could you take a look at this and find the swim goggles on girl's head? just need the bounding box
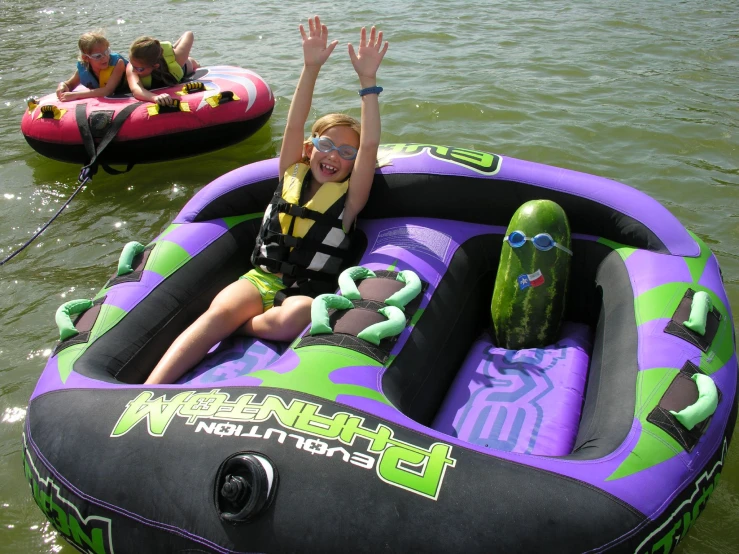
[503,231,573,255]
[85,48,111,61]
[311,136,358,161]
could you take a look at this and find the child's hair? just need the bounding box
[78,30,109,70]
[129,36,179,86]
[303,113,361,159]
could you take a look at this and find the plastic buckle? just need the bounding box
[288,205,307,218]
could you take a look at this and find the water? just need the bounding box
[1,1,737,552]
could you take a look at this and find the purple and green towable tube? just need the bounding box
[24,144,737,553]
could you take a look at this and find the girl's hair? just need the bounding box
[78,30,109,70]
[129,36,179,86]
[303,113,361,160]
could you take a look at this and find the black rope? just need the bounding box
[0,172,91,266]
[1,102,143,266]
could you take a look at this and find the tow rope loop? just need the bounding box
[76,101,143,176]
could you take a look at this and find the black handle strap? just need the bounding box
[76,101,144,177]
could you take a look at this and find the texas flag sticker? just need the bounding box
[518,269,545,290]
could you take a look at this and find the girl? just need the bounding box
[126,31,200,106]
[56,30,128,101]
[145,15,389,384]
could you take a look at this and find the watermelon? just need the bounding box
[491,199,571,349]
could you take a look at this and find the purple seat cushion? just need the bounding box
[431,322,592,456]
[179,337,285,385]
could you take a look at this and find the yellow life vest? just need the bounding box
[141,41,185,89]
[98,65,115,88]
[252,162,353,282]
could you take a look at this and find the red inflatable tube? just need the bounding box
[21,65,275,165]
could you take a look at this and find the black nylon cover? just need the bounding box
[23,112,272,166]
[362,172,667,253]
[26,386,646,554]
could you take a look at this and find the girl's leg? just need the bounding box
[238,295,313,342]
[182,57,200,75]
[172,31,195,66]
[145,279,263,384]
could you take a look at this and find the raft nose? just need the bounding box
[216,453,278,522]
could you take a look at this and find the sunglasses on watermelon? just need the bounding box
[504,231,573,255]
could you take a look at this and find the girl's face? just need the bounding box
[129,57,159,78]
[83,43,111,71]
[306,125,360,185]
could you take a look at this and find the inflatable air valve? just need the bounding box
[491,200,571,350]
[683,291,712,336]
[216,453,278,523]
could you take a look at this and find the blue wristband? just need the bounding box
[358,86,383,97]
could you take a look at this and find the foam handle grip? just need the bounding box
[55,299,94,341]
[669,373,719,430]
[683,291,712,336]
[117,241,146,276]
[309,294,354,335]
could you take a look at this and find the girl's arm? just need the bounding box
[56,71,81,101]
[126,63,174,105]
[343,26,389,229]
[279,15,338,177]
[58,59,127,101]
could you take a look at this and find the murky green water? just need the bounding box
[1,1,737,552]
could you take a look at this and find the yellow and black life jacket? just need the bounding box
[251,162,353,284]
[141,42,184,89]
[76,53,128,89]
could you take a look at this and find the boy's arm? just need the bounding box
[343,26,389,229]
[279,16,338,177]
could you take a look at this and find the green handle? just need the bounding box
[669,373,719,431]
[55,299,94,341]
[683,291,712,336]
[384,270,422,309]
[338,266,377,300]
[117,241,146,276]
[357,306,407,346]
[309,294,354,335]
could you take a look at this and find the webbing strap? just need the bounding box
[275,199,343,227]
[252,257,337,282]
[263,229,351,258]
[75,101,143,177]
[75,104,96,161]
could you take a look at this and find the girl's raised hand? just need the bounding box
[300,16,338,68]
[348,26,389,82]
